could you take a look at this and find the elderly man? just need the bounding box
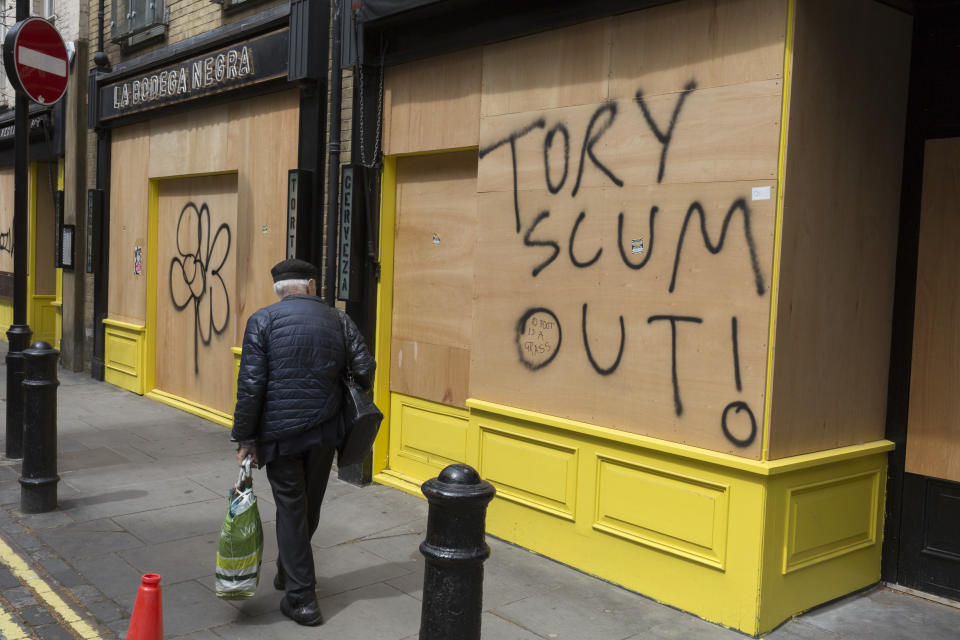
[231,259,375,626]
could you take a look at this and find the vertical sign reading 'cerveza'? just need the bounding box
[98,28,289,120]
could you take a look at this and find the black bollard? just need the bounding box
[419,464,496,640]
[20,341,59,513]
[5,325,32,458]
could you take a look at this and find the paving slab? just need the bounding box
[112,498,236,544]
[38,518,146,561]
[68,553,144,602]
[57,477,221,523]
[3,353,960,640]
[162,580,241,638]
[316,582,422,638]
[312,542,419,599]
[480,612,545,640]
[120,531,221,584]
[792,587,959,640]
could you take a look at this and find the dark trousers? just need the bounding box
[265,443,336,599]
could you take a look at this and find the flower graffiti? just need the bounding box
[169,201,232,374]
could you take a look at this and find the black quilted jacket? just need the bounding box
[231,294,376,443]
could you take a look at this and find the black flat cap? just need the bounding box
[271,258,318,283]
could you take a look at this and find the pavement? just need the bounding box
[0,351,957,639]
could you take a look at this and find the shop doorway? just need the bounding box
[154,174,238,417]
[893,137,960,601]
[380,150,478,485]
[884,3,960,602]
[0,161,61,345]
[30,161,59,347]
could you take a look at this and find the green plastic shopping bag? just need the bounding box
[215,456,263,599]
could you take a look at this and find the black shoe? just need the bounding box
[273,572,283,591]
[280,594,323,626]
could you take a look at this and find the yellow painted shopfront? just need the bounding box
[363,0,912,634]
[0,154,63,349]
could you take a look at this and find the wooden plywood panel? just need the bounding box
[148,103,231,179]
[0,169,14,273]
[156,173,238,414]
[608,0,786,102]
[905,138,960,483]
[391,339,470,408]
[480,19,610,117]
[383,49,482,155]
[767,0,911,459]
[33,162,56,296]
[228,90,300,339]
[390,151,477,406]
[463,4,786,458]
[470,180,776,458]
[478,79,781,196]
[109,122,151,324]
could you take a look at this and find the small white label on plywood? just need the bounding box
[752,186,771,201]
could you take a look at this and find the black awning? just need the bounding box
[356,0,445,23]
[352,0,676,67]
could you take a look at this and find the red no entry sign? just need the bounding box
[2,17,68,105]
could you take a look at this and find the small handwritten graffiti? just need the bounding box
[516,308,562,370]
[169,202,232,374]
[134,246,143,276]
[0,228,12,255]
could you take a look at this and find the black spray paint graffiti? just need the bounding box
[0,228,12,255]
[523,211,560,277]
[516,308,562,370]
[582,303,625,376]
[635,80,697,184]
[486,79,765,449]
[647,315,703,416]
[669,199,766,296]
[169,202,232,374]
[513,307,758,448]
[479,118,546,233]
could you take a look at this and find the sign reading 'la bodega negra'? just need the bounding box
[99,28,289,120]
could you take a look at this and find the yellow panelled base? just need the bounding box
[0,297,11,341]
[0,295,58,346]
[103,319,147,395]
[758,455,887,633]
[145,388,232,428]
[378,393,470,489]
[231,346,242,407]
[375,397,892,636]
[30,295,58,347]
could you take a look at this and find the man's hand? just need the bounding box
[237,446,258,467]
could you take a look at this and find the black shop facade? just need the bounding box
[87,1,330,426]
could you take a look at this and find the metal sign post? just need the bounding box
[2,11,68,459]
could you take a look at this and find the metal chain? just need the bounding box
[358,41,385,169]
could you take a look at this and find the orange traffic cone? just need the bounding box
[126,573,163,640]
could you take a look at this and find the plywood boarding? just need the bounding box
[467,1,786,458]
[905,138,960,483]
[477,79,781,195]
[383,49,482,156]
[226,91,300,338]
[156,173,238,414]
[608,0,786,102]
[481,20,611,117]
[766,0,911,459]
[108,122,151,324]
[390,151,478,407]
[148,89,299,342]
[0,169,14,273]
[33,162,56,296]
